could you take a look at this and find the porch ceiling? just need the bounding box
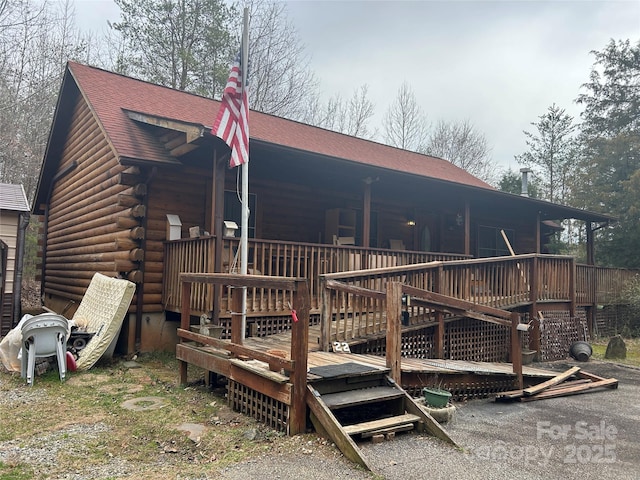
[251,139,614,224]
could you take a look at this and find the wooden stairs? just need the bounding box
[305,362,458,471]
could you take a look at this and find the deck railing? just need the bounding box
[576,264,637,305]
[163,236,468,316]
[163,237,640,331]
[319,255,576,347]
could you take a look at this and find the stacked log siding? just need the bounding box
[43,94,144,301]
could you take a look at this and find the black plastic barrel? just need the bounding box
[569,341,592,362]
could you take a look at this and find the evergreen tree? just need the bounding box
[515,104,578,204]
[574,39,640,267]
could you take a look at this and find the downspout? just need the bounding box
[12,212,29,326]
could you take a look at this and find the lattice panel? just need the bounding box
[404,377,516,401]
[349,327,435,357]
[445,318,510,362]
[219,314,320,339]
[539,309,589,361]
[596,305,637,337]
[227,380,289,433]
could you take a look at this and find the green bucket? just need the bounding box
[422,387,452,408]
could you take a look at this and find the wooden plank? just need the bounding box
[228,362,292,405]
[519,378,618,402]
[229,358,289,384]
[180,272,298,291]
[576,370,614,384]
[321,386,403,409]
[360,423,415,439]
[343,413,421,436]
[496,379,592,402]
[523,366,580,396]
[177,328,294,370]
[386,282,403,382]
[176,343,230,378]
[306,385,373,471]
[400,383,458,446]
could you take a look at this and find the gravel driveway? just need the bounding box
[220,360,640,480]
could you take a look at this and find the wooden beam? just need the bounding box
[400,384,458,446]
[385,282,403,383]
[229,362,292,404]
[180,272,298,291]
[402,285,513,320]
[523,366,580,396]
[519,378,618,401]
[176,328,294,370]
[179,280,192,386]
[306,385,373,471]
[511,311,523,389]
[289,279,310,435]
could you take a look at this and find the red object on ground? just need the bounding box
[66,351,77,372]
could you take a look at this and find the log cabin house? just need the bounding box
[33,61,623,362]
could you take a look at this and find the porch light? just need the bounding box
[223,220,239,237]
[455,213,464,227]
[407,219,416,226]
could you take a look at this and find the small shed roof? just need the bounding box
[0,183,30,212]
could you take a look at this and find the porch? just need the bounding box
[163,236,635,342]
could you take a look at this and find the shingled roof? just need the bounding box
[0,183,29,212]
[67,62,493,190]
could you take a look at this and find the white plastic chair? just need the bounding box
[20,314,69,386]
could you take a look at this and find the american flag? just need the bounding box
[212,50,249,168]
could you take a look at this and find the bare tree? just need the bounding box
[383,81,428,151]
[240,0,318,120]
[0,0,83,201]
[309,84,375,138]
[422,119,496,183]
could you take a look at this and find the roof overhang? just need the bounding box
[251,138,614,225]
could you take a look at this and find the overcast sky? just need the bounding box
[74,0,640,176]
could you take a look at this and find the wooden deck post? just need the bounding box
[385,281,403,383]
[529,256,540,356]
[434,265,444,358]
[511,311,523,390]
[230,286,243,345]
[179,280,192,386]
[319,276,331,351]
[290,279,310,435]
[569,256,577,319]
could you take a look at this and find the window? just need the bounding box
[478,226,514,258]
[224,191,256,238]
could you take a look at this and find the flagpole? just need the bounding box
[240,7,249,341]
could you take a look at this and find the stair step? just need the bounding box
[343,413,422,437]
[321,386,404,409]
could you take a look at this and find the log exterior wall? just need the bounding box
[42,94,144,315]
[144,166,211,312]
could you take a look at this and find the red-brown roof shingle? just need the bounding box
[69,62,493,190]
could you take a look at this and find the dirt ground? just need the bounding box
[1,352,638,479]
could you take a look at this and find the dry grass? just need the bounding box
[0,352,324,480]
[591,336,640,367]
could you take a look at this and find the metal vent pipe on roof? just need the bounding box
[520,168,532,197]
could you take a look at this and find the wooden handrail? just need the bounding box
[384,281,523,388]
[177,273,310,435]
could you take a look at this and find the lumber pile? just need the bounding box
[495,366,618,402]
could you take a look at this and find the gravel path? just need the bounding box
[219,360,640,480]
